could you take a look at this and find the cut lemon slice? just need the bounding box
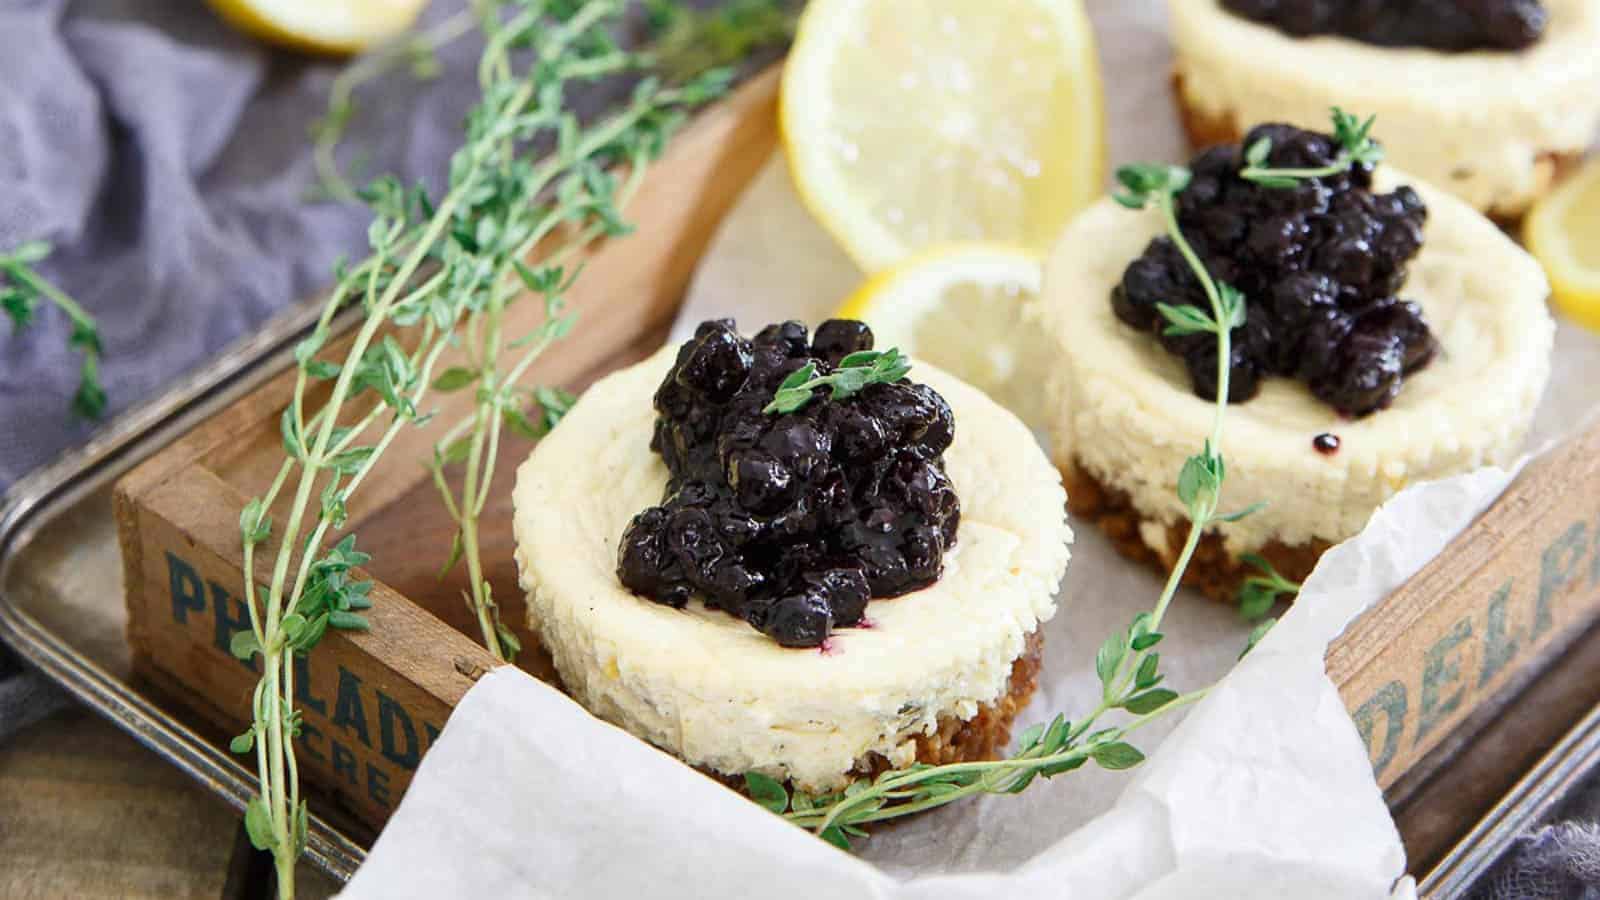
[836,243,1047,428]
[1526,154,1600,332]
[206,0,427,54]
[781,0,1105,273]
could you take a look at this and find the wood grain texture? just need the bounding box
[127,461,495,828]
[1332,417,1600,792]
[0,710,337,900]
[1393,619,1600,875]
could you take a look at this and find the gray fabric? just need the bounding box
[0,0,493,491]
[0,0,493,744]
[0,645,71,739]
[1476,824,1600,900]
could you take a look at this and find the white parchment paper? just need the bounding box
[344,2,1600,897]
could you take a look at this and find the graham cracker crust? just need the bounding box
[710,630,1044,794]
[1170,71,1581,223]
[1062,459,1328,604]
[858,629,1043,777]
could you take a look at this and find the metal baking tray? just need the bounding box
[1420,681,1600,897]
[0,299,365,882]
[5,290,1598,893]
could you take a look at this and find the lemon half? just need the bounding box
[836,243,1047,428]
[206,0,427,54]
[1526,155,1600,332]
[781,0,1105,273]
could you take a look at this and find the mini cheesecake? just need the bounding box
[1030,154,1552,601]
[512,341,1071,792]
[1171,0,1600,218]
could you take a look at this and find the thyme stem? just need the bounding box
[1,243,106,419]
[234,4,733,894]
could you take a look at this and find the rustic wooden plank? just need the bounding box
[1328,417,1600,789]
[1394,618,1600,876]
[126,462,494,828]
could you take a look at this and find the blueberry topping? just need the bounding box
[1222,0,1547,52]
[1113,122,1437,417]
[617,319,961,648]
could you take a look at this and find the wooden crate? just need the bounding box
[114,64,1600,837]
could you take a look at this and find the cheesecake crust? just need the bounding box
[856,630,1043,778]
[1170,71,1582,222]
[1062,458,1327,604]
[708,630,1044,794]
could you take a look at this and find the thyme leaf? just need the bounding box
[1,242,106,419]
[762,348,912,414]
[1237,552,1301,622]
[1240,106,1384,187]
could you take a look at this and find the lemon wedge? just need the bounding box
[206,0,427,54]
[836,243,1048,427]
[781,0,1105,273]
[1526,155,1600,332]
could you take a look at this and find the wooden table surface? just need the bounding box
[0,708,339,899]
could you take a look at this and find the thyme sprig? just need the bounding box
[748,158,1259,849]
[1240,107,1383,188]
[762,348,911,414]
[422,0,790,663]
[310,7,479,202]
[1,241,105,419]
[643,0,797,81]
[1237,553,1302,622]
[753,109,1379,844]
[751,686,1208,849]
[233,2,726,893]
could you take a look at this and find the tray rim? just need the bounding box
[0,298,367,883]
[6,274,1598,895]
[1418,697,1600,897]
[10,295,1590,896]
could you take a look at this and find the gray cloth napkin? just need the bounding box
[0,0,489,491]
[0,0,492,743]
[1476,824,1600,900]
[0,645,71,739]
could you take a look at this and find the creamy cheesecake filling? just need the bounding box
[1033,169,1551,558]
[512,347,1071,792]
[1172,0,1600,215]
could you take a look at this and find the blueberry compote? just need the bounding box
[616,319,960,648]
[1112,123,1439,417]
[1221,0,1547,52]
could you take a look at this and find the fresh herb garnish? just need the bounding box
[1240,106,1383,188]
[644,0,797,81]
[751,147,1304,848]
[1240,617,1277,661]
[1237,552,1302,621]
[310,8,477,202]
[235,2,728,894]
[1,241,105,419]
[762,348,912,414]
